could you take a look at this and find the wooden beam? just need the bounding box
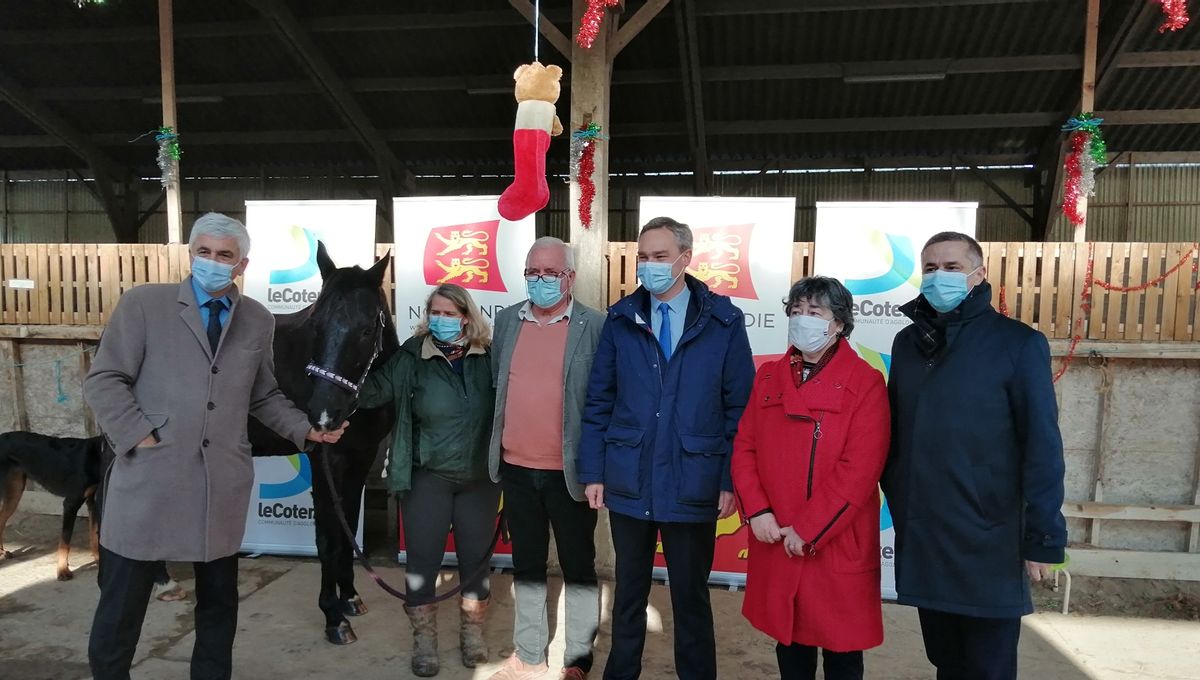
[3,109,1199,151]
[0,71,125,180]
[1095,1,1156,101]
[960,158,1034,227]
[137,191,168,229]
[244,0,415,195]
[1046,340,1200,360]
[1065,548,1200,581]
[0,325,105,340]
[507,0,574,61]
[611,0,671,57]
[1074,0,1099,243]
[32,52,1111,103]
[1062,501,1200,523]
[159,0,183,244]
[675,0,710,194]
[694,0,1058,14]
[569,0,615,310]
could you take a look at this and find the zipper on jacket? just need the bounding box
[805,419,823,500]
[810,501,850,547]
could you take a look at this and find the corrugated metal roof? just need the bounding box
[0,0,1196,178]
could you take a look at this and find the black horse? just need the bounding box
[248,242,397,645]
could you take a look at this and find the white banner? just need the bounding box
[240,200,376,556]
[243,200,377,313]
[393,196,535,332]
[638,196,796,362]
[814,201,978,599]
[637,196,796,586]
[392,196,535,565]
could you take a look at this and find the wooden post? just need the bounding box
[569,0,616,310]
[1074,0,1100,243]
[159,0,183,244]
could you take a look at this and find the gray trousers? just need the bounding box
[400,469,501,604]
[502,463,600,671]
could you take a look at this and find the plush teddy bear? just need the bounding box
[498,61,564,222]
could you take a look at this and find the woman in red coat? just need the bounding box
[732,276,891,680]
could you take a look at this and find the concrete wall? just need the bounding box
[4,336,1198,562]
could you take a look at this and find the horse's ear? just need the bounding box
[366,250,391,288]
[316,240,336,280]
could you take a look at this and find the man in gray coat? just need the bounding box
[487,237,604,680]
[84,212,345,680]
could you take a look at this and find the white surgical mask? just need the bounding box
[789,314,836,354]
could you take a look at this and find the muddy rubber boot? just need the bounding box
[459,596,490,668]
[405,603,439,677]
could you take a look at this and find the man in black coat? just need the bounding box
[883,231,1067,680]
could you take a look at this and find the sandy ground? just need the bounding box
[2,511,1198,680]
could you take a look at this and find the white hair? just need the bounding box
[526,236,575,270]
[189,212,251,259]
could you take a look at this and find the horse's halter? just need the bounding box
[304,309,387,399]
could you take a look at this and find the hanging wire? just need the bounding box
[533,0,541,62]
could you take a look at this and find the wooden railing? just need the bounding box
[3,242,1200,342]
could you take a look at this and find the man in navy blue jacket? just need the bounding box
[579,216,754,680]
[883,231,1067,680]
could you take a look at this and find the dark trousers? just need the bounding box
[918,608,1022,680]
[604,512,716,680]
[400,469,501,604]
[776,643,863,680]
[89,545,239,680]
[502,463,599,670]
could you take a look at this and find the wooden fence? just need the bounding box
[3,242,1200,342]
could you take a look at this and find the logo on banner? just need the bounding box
[423,220,507,292]
[260,454,312,500]
[269,226,320,284]
[688,224,758,300]
[843,232,921,296]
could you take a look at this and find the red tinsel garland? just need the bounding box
[578,140,596,228]
[1062,131,1088,226]
[1157,0,1190,32]
[576,0,620,49]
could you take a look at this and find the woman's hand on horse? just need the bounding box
[306,421,350,445]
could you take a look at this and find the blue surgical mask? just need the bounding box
[428,316,463,342]
[526,278,565,309]
[921,267,981,313]
[191,256,235,293]
[637,254,684,295]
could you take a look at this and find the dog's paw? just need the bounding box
[0,549,12,560]
[57,569,74,581]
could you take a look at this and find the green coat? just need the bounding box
[358,334,495,493]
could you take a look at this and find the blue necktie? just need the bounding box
[204,299,225,354]
[657,302,673,361]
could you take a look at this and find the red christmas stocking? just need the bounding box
[498,128,551,221]
[499,100,556,221]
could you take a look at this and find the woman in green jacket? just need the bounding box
[358,283,498,677]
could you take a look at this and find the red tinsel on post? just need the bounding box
[1156,0,1190,32]
[1062,131,1089,226]
[576,0,620,49]
[578,141,597,228]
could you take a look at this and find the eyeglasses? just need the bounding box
[523,271,571,283]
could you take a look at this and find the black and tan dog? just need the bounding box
[0,431,105,580]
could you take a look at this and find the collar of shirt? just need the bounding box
[190,275,232,311]
[518,299,574,325]
[655,283,690,321]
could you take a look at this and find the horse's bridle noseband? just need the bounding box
[304,310,387,398]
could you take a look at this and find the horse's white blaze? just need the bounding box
[318,410,332,429]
